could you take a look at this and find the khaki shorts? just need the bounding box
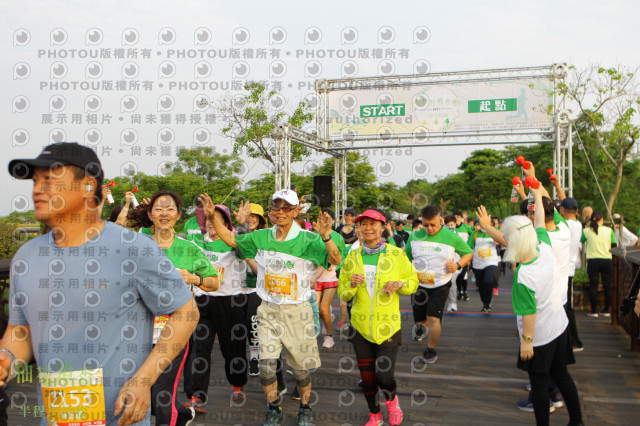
[257,300,321,371]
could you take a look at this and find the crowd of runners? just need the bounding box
[3,142,639,425]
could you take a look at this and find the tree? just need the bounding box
[0,210,36,224]
[219,82,314,166]
[172,147,243,183]
[312,152,380,212]
[558,65,640,217]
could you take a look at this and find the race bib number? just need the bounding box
[417,271,435,286]
[265,272,298,300]
[214,266,225,283]
[40,368,106,426]
[478,248,492,258]
[154,315,169,330]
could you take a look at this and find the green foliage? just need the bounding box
[0,223,22,259]
[220,82,314,165]
[172,147,243,183]
[0,211,35,224]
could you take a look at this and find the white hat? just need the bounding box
[271,189,299,206]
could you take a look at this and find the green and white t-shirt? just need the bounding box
[155,236,218,342]
[192,234,246,297]
[581,225,616,259]
[361,252,380,301]
[235,222,330,304]
[566,218,583,277]
[405,227,472,288]
[455,223,474,243]
[468,230,500,269]
[183,215,203,241]
[163,236,218,279]
[548,210,571,305]
[512,228,568,347]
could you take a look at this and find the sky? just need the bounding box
[1,0,639,216]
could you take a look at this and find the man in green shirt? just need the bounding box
[200,190,341,426]
[406,206,473,363]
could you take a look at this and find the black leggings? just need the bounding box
[529,366,582,426]
[587,258,612,313]
[350,330,401,414]
[186,294,247,401]
[151,343,193,426]
[456,265,469,294]
[473,266,497,308]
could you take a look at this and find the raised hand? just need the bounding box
[233,200,252,225]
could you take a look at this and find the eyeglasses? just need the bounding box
[270,204,296,213]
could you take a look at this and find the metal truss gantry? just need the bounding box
[274,64,572,220]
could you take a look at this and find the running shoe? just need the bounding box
[493,288,499,296]
[463,292,470,301]
[422,349,438,364]
[249,358,260,376]
[446,303,457,312]
[322,335,335,348]
[385,396,403,425]
[412,325,426,341]
[262,408,284,425]
[572,344,584,352]
[297,406,314,426]
[587,312,599,318]
[185,396,206,414]
[231,386,245,404]
[599,312,611,318]
[516,399,555,413]
[550,392,564,408]
[185,406,196,426]
[457,292,463,301]
[365,411,383,426]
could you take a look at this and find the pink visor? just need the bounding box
[355,209,386,224]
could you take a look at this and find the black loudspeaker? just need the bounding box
[313,176,333,206]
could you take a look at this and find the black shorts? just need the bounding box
[411,282,452,321]
[517,326,575,373]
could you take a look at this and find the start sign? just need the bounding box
[360,104,406,118]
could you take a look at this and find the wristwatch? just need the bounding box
[523,335,533,343]
[456,262,462,270]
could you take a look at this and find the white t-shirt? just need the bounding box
[512,228,568,347]
[616,225,639,248]
[547,211,571,305]
[405,228,473,288]
[566,218,583,277]
[469,230,501,269]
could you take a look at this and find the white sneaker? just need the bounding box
[446,304,457,312]
[185,406,196,426]
[322,335,335,348]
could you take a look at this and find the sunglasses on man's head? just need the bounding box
[270,204,296,213]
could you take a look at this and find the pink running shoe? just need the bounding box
[386,396,403,425]
[365,411,383,426]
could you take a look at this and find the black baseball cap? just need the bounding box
[560,197,579,211]
[9,142,103,181]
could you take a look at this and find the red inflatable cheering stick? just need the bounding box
[104,180,116,204]
[547,168,556,181]
[522,160,531,170]
[523,176,540,189]
[516,156,525,165]
[130,185,140,208]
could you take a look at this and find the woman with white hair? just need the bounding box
[497,187,583,426]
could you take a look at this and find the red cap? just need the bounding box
[355,209,387,224]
